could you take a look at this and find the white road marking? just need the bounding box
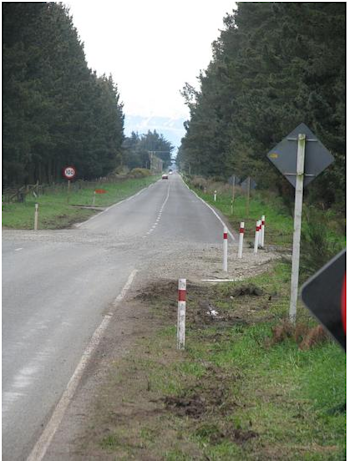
[144,182,171,237]
[75,180,161,228]
[15,248,23,251]
[180,175,236,241]
[26,269,138,461]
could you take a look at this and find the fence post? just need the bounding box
[238,222,244,259]
[34,203,39,231]
[177,279,186,350]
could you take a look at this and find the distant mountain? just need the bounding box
[124,115,187,150]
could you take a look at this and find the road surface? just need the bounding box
[2,173,232,460]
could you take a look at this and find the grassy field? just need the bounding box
[79,261,346,460]
[2,175,160,229]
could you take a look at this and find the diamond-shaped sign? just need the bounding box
[301,250,346,350]
[267,123,334,188]
[228,175,241,186]
[241,177,257,191]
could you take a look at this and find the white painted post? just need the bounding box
[34,203,39,231]
[261,215,265,248]
[214,190,217,202]
[238,222,244,259]
[223,226,228,272]
[177,279,186,350]
[254,220,260,254]
[92,191,96,206]
[289,134,306,323]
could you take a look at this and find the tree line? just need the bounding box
[123,130,173,171]
[178,2,345,211]
[3,3,171,188]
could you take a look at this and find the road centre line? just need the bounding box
[144,181,170,238]
[180,175,235,241]
[26,269,138,461]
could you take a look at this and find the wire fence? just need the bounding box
[2,175,129,203]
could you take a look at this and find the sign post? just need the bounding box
[289,134,306,322]
[63,166,76,204]
[267,123,334,323]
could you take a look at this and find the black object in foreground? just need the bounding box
[301,249,346,350]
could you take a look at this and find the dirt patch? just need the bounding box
[228,283,264,297]
[196,424,258,445]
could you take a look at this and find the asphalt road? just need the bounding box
[2,173,231,460]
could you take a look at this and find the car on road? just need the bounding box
[162,174,168,179]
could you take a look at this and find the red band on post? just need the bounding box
[240,228,244,234]
[178,290,186,302]
[223,233,228,239]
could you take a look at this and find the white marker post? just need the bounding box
[238,222,244,259]
[34,203,39,231]
[177,279,186,350]
[254,220,260,254]
[92,191,96,206]
[214,190,217,202]
[289,134,306,323]
[223,226,228,272]
[261,215,265,248]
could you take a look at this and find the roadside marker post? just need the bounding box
[34,203,39,231]
[238,222,244,259]
[214,190,217,202]
[177,279,186,350]
[254,220,260,254]
[92,191,96,206]
[223,226,228,272]
[261,215,265,248]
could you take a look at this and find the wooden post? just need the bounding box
[289,134,306,323]
[67,180,71,203]
[231,176,235,215]
[245,176,251,217]
[34,203,39,231]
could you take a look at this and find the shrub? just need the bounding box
[129,168,152,178]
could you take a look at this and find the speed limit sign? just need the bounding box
[63,166,76,180]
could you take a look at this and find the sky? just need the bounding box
[64,0,236,120]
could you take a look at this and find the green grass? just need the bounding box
[2,175,160,229]
[185,177,345,253]
[90,260,345,460]
[190,185,294,248]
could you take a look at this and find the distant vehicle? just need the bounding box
[169,171,173,175]
[162,174,168,179]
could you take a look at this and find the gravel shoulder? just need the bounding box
[42,238,281,460]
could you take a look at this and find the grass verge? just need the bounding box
[78,261,346,460]
[2,176,160,229]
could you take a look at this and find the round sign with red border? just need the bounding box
[63,166,76,180]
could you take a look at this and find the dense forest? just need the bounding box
[3,3,171,187]
[178,3,345,211]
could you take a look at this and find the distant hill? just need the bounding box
[124,115,186,150]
